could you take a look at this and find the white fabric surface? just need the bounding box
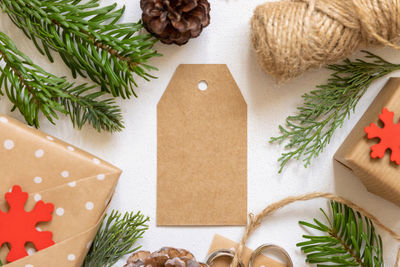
[1,0,400,265]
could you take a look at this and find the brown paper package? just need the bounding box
[207,235,285,267]
[335,77,400,206]
[157,64,247,226]
[0,114,121,266]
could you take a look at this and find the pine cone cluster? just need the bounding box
[125,247,208,267]
[140,0,211,45]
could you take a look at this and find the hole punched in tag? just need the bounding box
[198,80,208,91]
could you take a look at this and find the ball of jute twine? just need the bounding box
[250,0,400,82]
[231,192,400,267]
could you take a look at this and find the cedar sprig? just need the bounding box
[0,31,123,132]
[270,51,400,173]
[1,0,160,99]
[297,201,384,266]
[83,210,149,267]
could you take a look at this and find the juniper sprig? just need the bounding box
[270,51,400,172]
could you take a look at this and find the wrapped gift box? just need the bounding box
[335,78,400,206]
[0,114,121,266]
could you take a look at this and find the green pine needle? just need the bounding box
[0,31,124,132]
[1,0,161,99]
[83,210,149,267]
[297,201,384,266]
[270,51,400,173]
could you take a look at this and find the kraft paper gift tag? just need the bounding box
[0,114,121,266]
[157,64,247,226]
[207,235,285,267]
[335,77,400,207]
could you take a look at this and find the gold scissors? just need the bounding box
[206,244,293,267]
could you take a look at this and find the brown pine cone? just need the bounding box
[140,0,211,45]
[125,247,208,267]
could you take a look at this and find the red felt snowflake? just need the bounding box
[364,108,400,164]
[0,185,55,263]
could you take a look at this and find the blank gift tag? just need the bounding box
[157,64,247,226]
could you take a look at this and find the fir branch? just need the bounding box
[83,210,149,267]
[297,201,384,267]
[0,31,124,132]
[270,51,400,172]
[59,84,124,132]
[1,0,160,99]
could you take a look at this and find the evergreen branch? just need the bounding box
[0,31,124,132]
[1,0,161,99]
[83,210,149,267]
[297,201,384,267]
[59,84,124,132]
[270,51,400,173]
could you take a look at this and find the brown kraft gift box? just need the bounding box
[335,77,400,206]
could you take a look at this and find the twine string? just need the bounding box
[352,0,400,50]
[251,0,400,81]
[231,192,400,267]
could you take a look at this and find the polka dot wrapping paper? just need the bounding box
[0,114,122,267]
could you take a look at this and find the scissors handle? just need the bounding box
[249,244,293,267]
[206,244,293,267]
[206,249,245,267]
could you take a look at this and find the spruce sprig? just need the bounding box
[270,51,400,172]
[297,201,384,266]
[1,0,160,99]
[0,31,123,132]
[83,210,149,267]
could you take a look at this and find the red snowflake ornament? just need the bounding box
[0,185,55,263]
[364,108,400,164]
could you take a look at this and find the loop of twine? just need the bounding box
[231,192,400,267]
[250,0,400,82]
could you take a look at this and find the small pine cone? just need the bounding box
[140,0,211,45]
[125,247,208,267]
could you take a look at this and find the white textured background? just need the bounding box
[1,0,400,265]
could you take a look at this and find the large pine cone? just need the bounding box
[125,247,208,267]
[140,0,211,45]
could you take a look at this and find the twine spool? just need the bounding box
[250,0,400,82]
[232,192,400,267]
